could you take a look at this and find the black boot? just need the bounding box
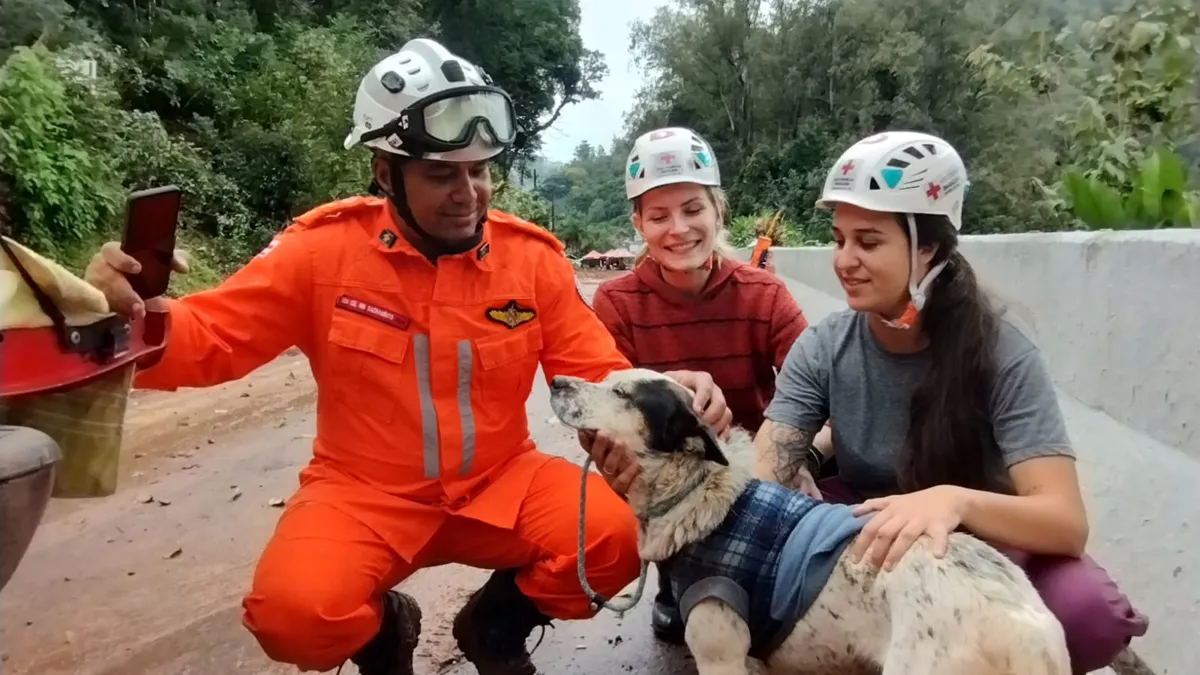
[452,570,552,675]
[349,590,423,675]
[651,564,685,645]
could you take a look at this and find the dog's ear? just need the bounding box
[636,381,729,466]
[698,426,729,466]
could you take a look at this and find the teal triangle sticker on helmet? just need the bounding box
[881,167,904,189]
[695,152,711,167]
[629,162,641,178]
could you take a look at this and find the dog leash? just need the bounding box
[576,455,650,618]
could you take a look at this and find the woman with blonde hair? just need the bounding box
[585,126,812,643]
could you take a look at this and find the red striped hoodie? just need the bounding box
[592,258,808,433]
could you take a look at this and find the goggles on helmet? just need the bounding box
[357,85,518,157]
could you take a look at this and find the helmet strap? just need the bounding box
[377,153,484,261]
[879,213,948,330]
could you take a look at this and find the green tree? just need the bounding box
[0,44,122,258]
[605,0,1197,237]
[424,0,607,167]
[0,0,96,60]
[537,173,572,204]
[968,0,1199,228]
[1,0,607,281]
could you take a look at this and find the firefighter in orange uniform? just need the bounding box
[83,38,732,675]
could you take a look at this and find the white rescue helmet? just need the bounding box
[817,131,970,321]
[625,127,720,200]
[816,131,968,230]
[344,38,519,162]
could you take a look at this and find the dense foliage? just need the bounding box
[532,0,1199,253]
[1,0,1196,280]
[0,0,604,283]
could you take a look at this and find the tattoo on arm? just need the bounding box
[767,423,817,487]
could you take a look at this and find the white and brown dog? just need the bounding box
[550,368,1070,675]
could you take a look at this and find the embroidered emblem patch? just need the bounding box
[485,300,537,329]
[335,295,411,330]
[379,229,398,248]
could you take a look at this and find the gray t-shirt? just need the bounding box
[765,309,1074,498]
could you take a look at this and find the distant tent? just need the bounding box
[601,248,634,269]
[578,248,634,270]
[579,250,606,268]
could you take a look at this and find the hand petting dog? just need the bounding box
[578,369,732,496]
[662,370,733,435]
[849,485,969,571]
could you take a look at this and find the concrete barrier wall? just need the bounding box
[763,230,1200,458]
[756,230,1200,673]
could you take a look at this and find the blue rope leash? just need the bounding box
[576,455,650,618]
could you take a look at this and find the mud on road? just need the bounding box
[0,270,703,675]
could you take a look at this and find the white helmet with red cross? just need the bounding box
[625,127,720,200]
[816,131,968,231]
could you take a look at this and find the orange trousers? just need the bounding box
[240,456,640,672]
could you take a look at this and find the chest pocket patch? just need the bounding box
[326,310,410,423]
[474,327,543,404]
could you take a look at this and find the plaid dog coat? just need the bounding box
[664,478,864,658]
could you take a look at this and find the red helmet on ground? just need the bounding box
[1,236,166,397]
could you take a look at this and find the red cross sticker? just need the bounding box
[660,153,676,163]
[926,182,942,200]
[841,161,855,175]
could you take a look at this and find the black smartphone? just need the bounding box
[120,185,181,299]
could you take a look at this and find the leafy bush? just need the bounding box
[0,44,122,257]
[491,181,553,228]
[1065,146,1199,228]
[108,111,256,242]
[728,211,807,248]
[968,0,1199,229]
[217,18,381,211]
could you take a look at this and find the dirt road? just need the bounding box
[0,271,700,675]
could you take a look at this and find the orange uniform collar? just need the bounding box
[368,207,494,270]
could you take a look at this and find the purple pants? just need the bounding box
[818,477,1149,674]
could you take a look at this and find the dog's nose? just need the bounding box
[550,376,570,391]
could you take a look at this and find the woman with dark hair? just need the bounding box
[752,131,1149,673]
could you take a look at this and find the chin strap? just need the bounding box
[373,154,484,260]
[878,213,948,331]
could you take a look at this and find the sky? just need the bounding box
[537,0,671,163]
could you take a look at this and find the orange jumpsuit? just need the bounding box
[133,197,639,671]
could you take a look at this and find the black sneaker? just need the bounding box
[348,590,422,675]
[452,570,552,675]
